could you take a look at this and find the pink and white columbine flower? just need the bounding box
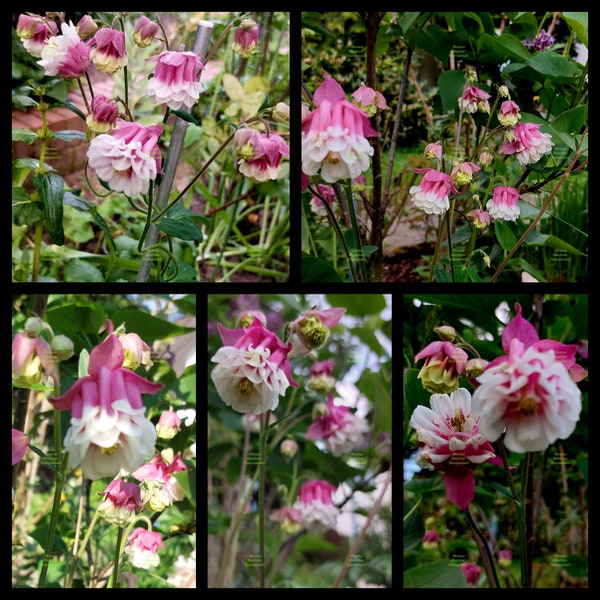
[306,392,370,456]
[351,84,389,117]
[409,388,497,510]
[89,27,127,74]
[486,186,521,222]
[147,50,204,111]
[423,141,443,161]
[450,161,480,187]
[409,168,458,215]
[98,478,143,527]
[302,75,379,183]
[132,450,187,512]
[414,340,469,394]
[17,14,58,58]
[12,331,58,387]
[236,130,290,182]
[87,118,164,197]
[49,319,162,480]
[461,562,482,587]
[232,18,259,58]
[293,480,339,532]
[471,303,585,452]
[115,329,154,371]
[12,428,31,466]
[307,359,336,392]
[132,15,159,48]
[85,94,118,134]
[210,316,298,414]
[155,409,182,440]
[459,85,491,113]
[498,100,521,127]
[125,528,164,569]
[37,21,91,79]
[500,122,554,165]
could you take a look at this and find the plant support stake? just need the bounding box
[137,20,214,282]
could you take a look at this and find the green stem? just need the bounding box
[108,527,124,589]
[519,452,532,588]
[344,179,368,282]
[465,505,500,588]
[258,411,268,588]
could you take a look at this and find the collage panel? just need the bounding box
[300,12,587,284]
[12,12,290,283]
[207,293,392,588]
[12,293,197,587]
[403,292,588,588]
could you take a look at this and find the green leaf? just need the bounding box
[53,130,86,142]
[49,100,86,120]
[12,128,38,144]
[32,171,65,245]
[301,253,344,282]
[437,69,466,114]
[524,51,581,83]
[171,109,200,125]
[563,12,588,48]
[403,560,467,588]
[494,220,517,251]
[109,308,195,342]
[155,215,203,241]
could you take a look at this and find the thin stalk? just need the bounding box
[258,411,268,588]
[108,527,124,588]
[465,505,500,588]
[344,179,368,282]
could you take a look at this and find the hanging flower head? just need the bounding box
[86,94,119,134]
[37,21,91,79]
[293,480,339,532]
[414,340,468,394]
[210,316,298,414]
[89,27,128,74]
[125,528,164,569]
[49,319,162,480]
[500,122,554,166]
[409,388,498,510]
[87,118,164,197]
[288,306,346,357]
[232,18,260,58]
[302,75,379,183]
[12,428,31,466]
[132,15,159,48]
[471,303,585,452]
[98,478,143,527]
[409,168,458,216]
[486,186,521,222]
[17,14,58,58]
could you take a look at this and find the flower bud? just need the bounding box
[272,102,290,123]
[50,334,74,360]
[434,325,458,342]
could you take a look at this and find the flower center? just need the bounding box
[101,444,120,455]
[517,396,539,415]
[239,377,254,395]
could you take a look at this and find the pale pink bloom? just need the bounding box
[459,85,491,113]
[237,132,290,182]
[272,101,290,123]
[132,451,187,512]
[12,428,31,466]
[125,528,164,569]
[500,122,554,165]
[87,118,164,197]
[461,562,482,587]
[486,186,520,221]
[351,84,388,117]
[49,319,162,480]
[293,480,339,532]
[89,27,127,74]
[280,439,299,460]
[478,149,494,167]
[414,340,468,394]
[37,21,91,79]
[307,359,336,392]
[423,141,443,161]
[116,330,153,370]
[147,50,204,111]
[98,478,143,527]
[12,331,58,387]
[309,183,336,218]
[409,168,458,215]
[155,409,182,440]
[289,306,346,356]
[450,161,480,187]
[270,506,303,535]
[210,316,298,414]
[235,310,267,328]
[471,303,584,452]
[75,15,97,41]
[17,14,58,58]
[167,549,196,588]
[232,18,259,58]
[422,529,440,550]
[302,75,379,183]
[468,208,491,229]
[85,94,118,134]
[498,100,521,127]
[306,392,370,456]
[132,15,158,48]
[498,549,513,567]
[409,388,497,510]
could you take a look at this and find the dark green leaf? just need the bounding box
[32,171,65,245]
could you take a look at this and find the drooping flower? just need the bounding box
[409,168,458,215]
[302,75,379,183]
[98,478,143,527]
[115,328,154,371]
[87,118,164,197]
[423,141,443,161]
[461,562,482,587]
[486,186,521,222]
[351,84,389,117]
[459,85,491,113]
[37,21,92,79]
[288,306,346,357]
[132,15,159,48]
[471,303,585,452]
[232,18,259,58]
[12,428,31,466]
[409,388,497,510]
[306,392,370,456]
[270,506,303,535]
[85,94,119,134]
[422,529,440,550]
[167,549,196,588]
[155,409,182,440]
[132,449,187,512]
[89,27,128,74]
[12,330,59,387]
[147,50,204,111]
[75,15,97,41]
[49,319,162,480]
[498,549,513,568]
[125,528,164,569]
[468,208,491,230]
[500,122,554,166]
[498,100,521,127]
[210,316,298,414]
[450,161,480,187]
[293,480,339,532]
[307,359,336,392]
[414,340,468,394]
[17,14,58,58]
[235,130,290,182]
[309,183,337,218]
